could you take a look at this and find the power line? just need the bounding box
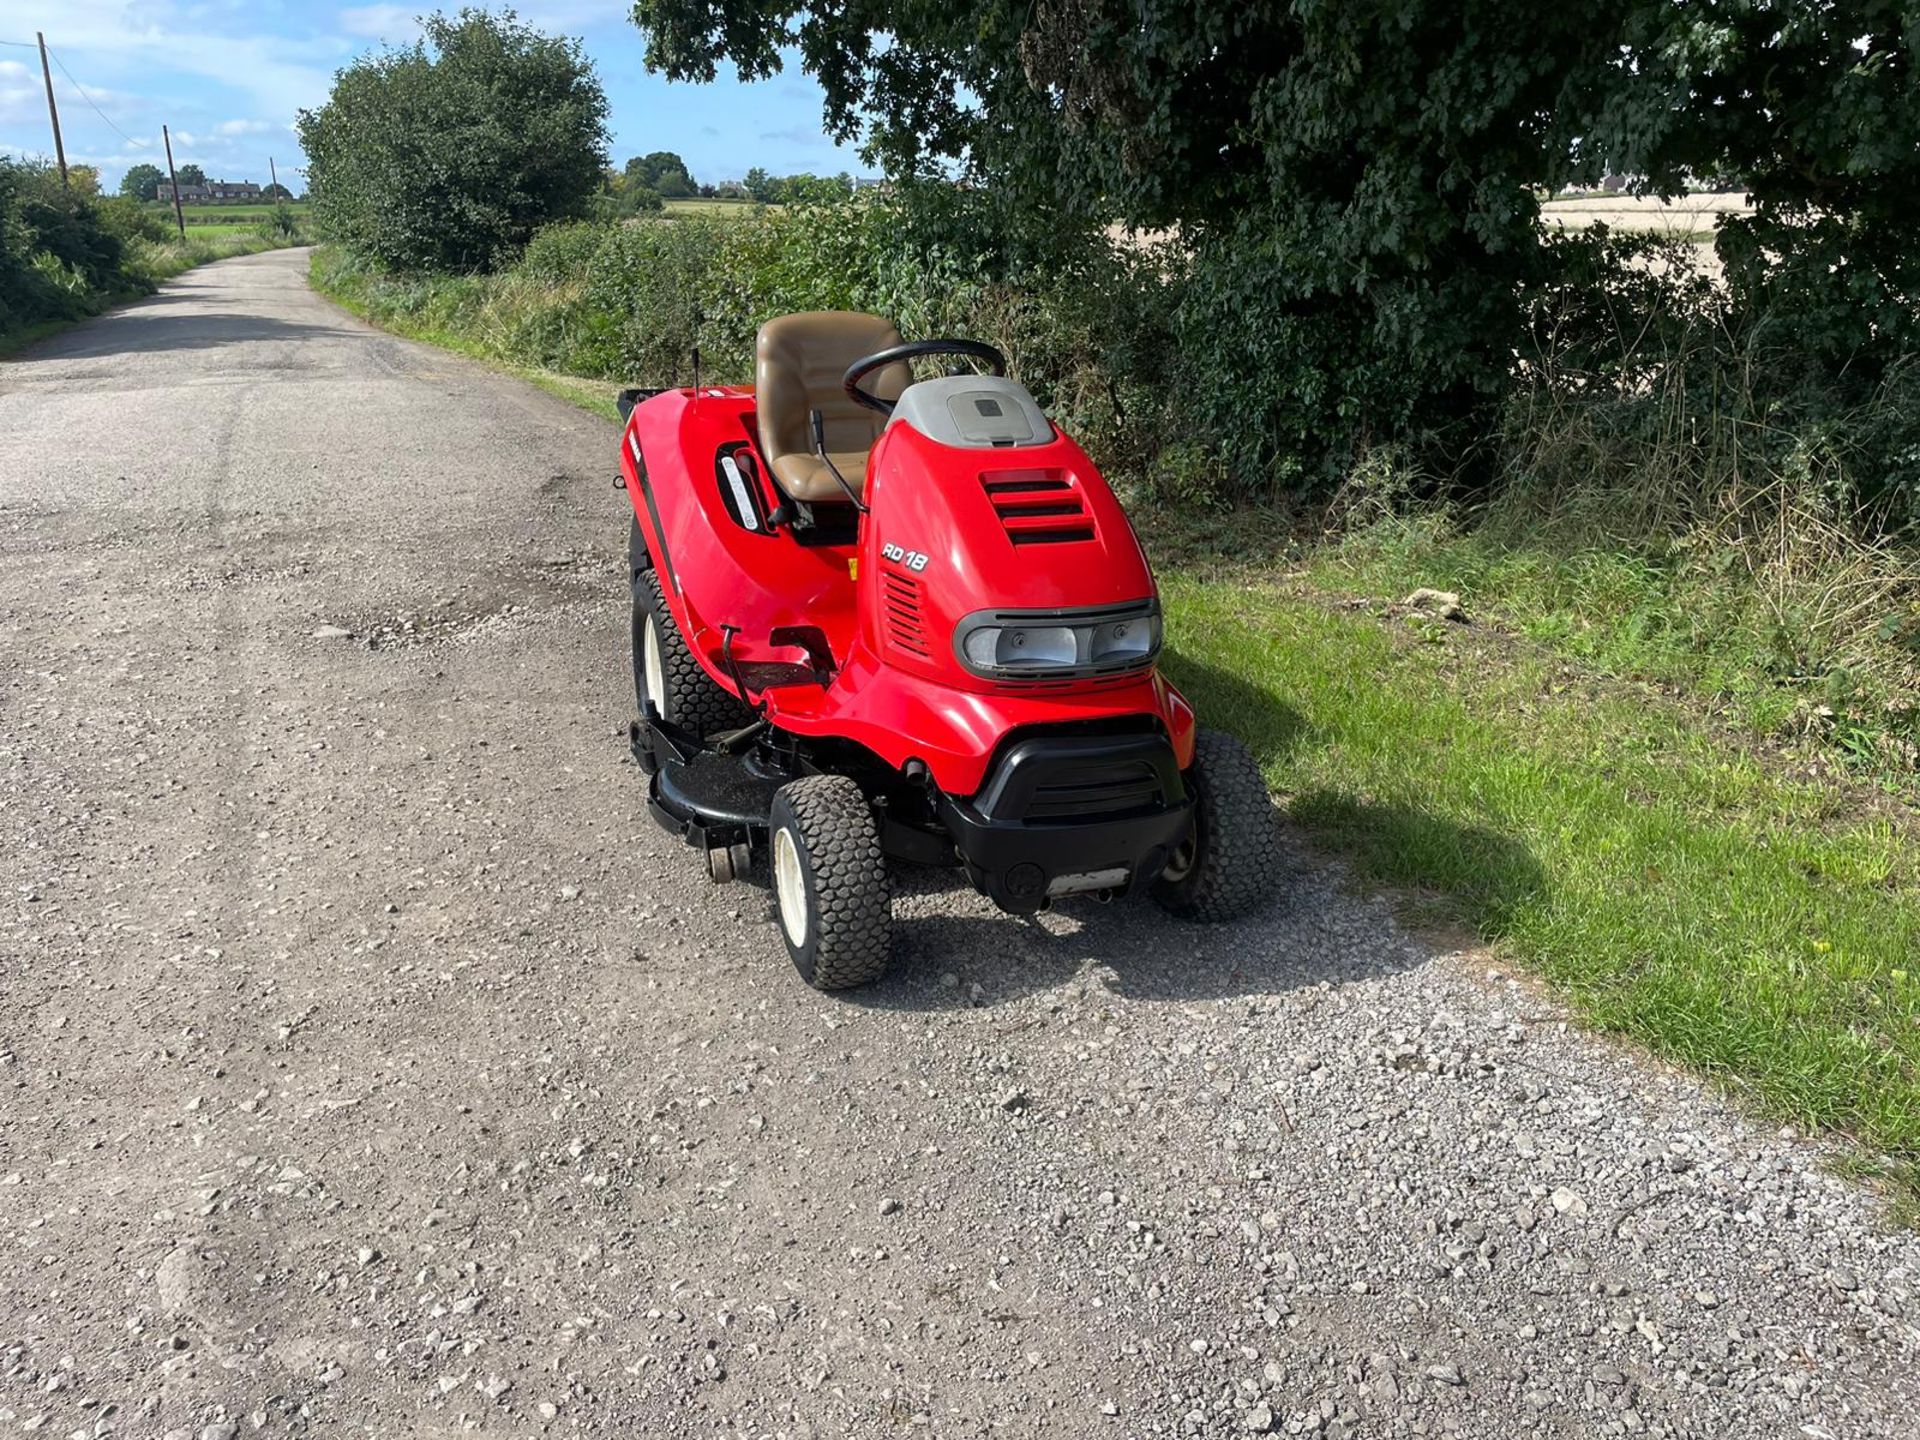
[47,45,139,147]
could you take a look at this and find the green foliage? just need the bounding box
[631,0,1920,494]
[633,0,1623,477]
[738,166,855,204]
[175,164,206,187]
[0,154,128,330]
[96,196,177,247]
[1,152,306,346]
[624,150,696,198]
[118,163,164,202]
[255,202,306,242]
[298,7,610,271]
[312,187,1171,479]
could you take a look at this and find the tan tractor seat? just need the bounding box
[756,311,911,504]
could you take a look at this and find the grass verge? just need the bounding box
[311,243,1920,1206]
[1301,506,1920,797]
[309,246,621,422]
[1161,576,1919,1197]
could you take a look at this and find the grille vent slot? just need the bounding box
[882,569,929,657]
[983,469,1096,546]
[1023,760,1167,820]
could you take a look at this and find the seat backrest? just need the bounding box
[755,312,909,495]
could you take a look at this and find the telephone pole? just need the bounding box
[36,33,68,189]
[163,125,186,239]
[269,156,280,199]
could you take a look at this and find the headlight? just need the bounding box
[954,601,1161,680]
[964,625,1078,670]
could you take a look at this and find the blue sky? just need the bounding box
[0,1,872,191]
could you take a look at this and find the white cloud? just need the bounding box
[0,60,41,128]
[337,4,417,41]
[5,0,344,118]
[216,118,276,136]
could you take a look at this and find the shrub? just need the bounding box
[297,8,609,272]
[1,154,131,331]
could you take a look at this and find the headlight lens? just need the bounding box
[1089,616,1155,663]
[966,625,1078,669]
[954,603,1161,680]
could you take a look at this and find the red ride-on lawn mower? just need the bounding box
[618,311,1280,989]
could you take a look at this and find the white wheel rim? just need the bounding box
[772,826,809,948]
[643,615,666,716]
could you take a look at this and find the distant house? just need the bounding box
[156,179,263,205]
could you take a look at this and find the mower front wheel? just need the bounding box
[1152,728,1283,923]
[632,567,754,738]
[768,776,893,991]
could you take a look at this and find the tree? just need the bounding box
[175,163,206,187]
[263,182,294,201]
[741,166,774,203]
[1598,3,1920,378]
[297,7,610,271]
[119,163,164,202]
[625,150,697,197]
[629,0,1920,482]
[631,0,1626,473]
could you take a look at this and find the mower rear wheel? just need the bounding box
[1152,727,1283,922]
[632,567,754,737]
[768,776,893,991]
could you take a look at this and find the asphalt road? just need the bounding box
[2,249,1916,1439]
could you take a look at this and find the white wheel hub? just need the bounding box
[1162,829,1197,883]
[642,614,666,716]
[772,826,810,948]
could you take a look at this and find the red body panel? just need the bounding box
[622,386,1194,796]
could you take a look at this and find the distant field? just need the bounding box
[1540,191,1749,240]
[662,197,757,216]
[151,202,311,224]
[1540,192,1750,277]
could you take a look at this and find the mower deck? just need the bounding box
[633,706,1192,914]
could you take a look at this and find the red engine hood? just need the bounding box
[858,421,1158,688]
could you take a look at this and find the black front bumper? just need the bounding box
[937,731,1193,914]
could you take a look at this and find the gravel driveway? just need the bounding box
[1,248,1916,1440]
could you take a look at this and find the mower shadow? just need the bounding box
[843,651,1546,1011]
[860,855,1416,1010]
[863,797,1543,1011]
[1157,646,1308,768]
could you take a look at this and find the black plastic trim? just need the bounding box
[937,731,1191,914]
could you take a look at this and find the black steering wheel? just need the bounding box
[843,338,1008,416]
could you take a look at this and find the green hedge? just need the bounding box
[312,187,1920,524]
[314,190,1178,489]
